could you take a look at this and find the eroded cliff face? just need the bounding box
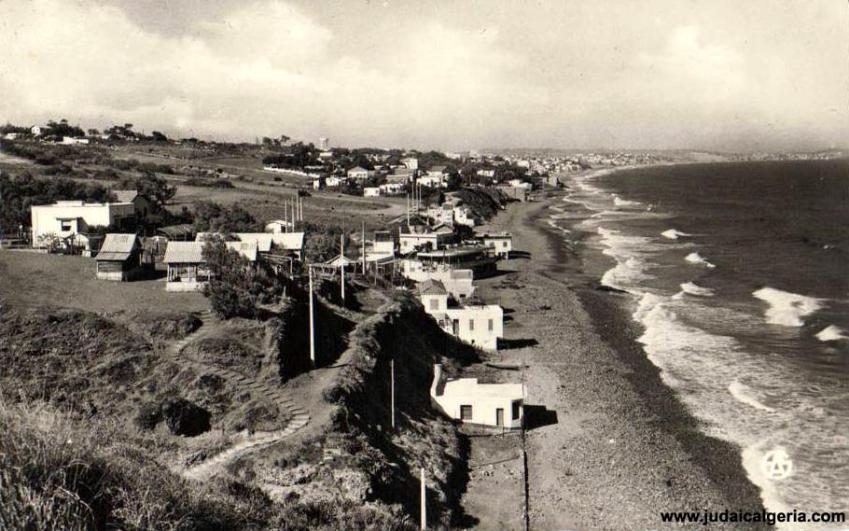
[317,293,480,528]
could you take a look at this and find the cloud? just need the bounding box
[0,0,543,148]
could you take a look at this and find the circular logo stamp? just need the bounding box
[761,448,794,480]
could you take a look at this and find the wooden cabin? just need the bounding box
[95,233,142,281]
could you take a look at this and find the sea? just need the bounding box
[551,159,849,524]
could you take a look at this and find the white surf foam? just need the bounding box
[729,380,774,412]
[816,325,847,342]
[661,228,691,240]
[685,252,716,268]
[752,287,824,327]
[679,281,714,297]
[613,195,641,207]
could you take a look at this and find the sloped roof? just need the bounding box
[163,241,205,264]
[157,224,196,240]
[96,233,138,261]
[347,166,368,173]
[326,254,357,268]
[234,233,273,253]
[419,279,448,295]
[429,165,447,173]
[113,190,138,203]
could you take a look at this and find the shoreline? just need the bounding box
[472,184,768,529]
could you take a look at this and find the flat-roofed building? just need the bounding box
[431,364,525,429]
[30,199,135,254]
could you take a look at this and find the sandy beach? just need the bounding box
[467,189,768,529]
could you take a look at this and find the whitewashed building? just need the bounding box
[30,200,135,254]
[480,233,513,258]
[399,224,454,255]
[431,364,525,429]
[420,280,504,351]
[363,187,381,197]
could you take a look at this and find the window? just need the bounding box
[512,401,521,420]
[469,319,474,331]
[430,298,439,311]
[60,220,73,232]
[460,405,473,420]
[503,241,508,248]
[488,319,494,332]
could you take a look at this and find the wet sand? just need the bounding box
[469,191,768,529]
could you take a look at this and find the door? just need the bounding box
[496,408,504,427]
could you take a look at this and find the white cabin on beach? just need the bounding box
[431,364,525,429]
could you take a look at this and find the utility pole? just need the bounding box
[361,220,366,275]
[340,233,345,303]
[390,358,395,430]
[420,467,427,530]
[308,265,315,366]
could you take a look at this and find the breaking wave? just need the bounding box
[685,252,716,268]
[752,287,824,327]
[661,228,691,240]
[816,325,847,342]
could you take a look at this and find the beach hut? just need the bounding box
[95,233,142,281]
[430,364,525,429]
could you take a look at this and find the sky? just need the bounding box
[0,0,847,151]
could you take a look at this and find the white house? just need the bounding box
[430,364,525,429]
[347,166,371,180]
[481,233,513,258]
[399,224,454,255]
[417,175,448,188]
[31,125,44,136]
[402,261,474,300]
[476,168,496,178]
[326,175,344,187]
[365,230,396,263]
[425,205,454,226]
[30,200,135,254]
[401,157,419,170]
[265,219,294,234]
[379,183,405,196]
[363,187,381,197]
[453,206,478,227]
[508,179,532,190]
[420,282,504,351]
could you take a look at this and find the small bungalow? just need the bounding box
[363,187,381,197]
[347,166,371,180]
[430,364,525,429]
[95,233,142,281]
[162,241,209,292]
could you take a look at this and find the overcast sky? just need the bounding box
[1,0,846,151]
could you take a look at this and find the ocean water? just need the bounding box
[556,160,849,525]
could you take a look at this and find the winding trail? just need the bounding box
[165,309,311,481]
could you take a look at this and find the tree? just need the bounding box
[192,200,261,232]
[303,222,343,263]
[202,238,281,318]
[87,128,100,137]
[151,131,168,142]
[135,172,176,207]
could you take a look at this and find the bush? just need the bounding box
[202,239,283,318]
[161,397,211,436]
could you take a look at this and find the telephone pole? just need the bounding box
[390,358,396,430]
[340,233,346,303]
[420,467,427,530]
[308,265,315,366]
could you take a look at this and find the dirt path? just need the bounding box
[164,309,311,482]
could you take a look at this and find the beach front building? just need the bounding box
[163,241,209,292]
[431,364,525,429]
[480,233,513,258]
[425,205,455,226]
[399,224,454,255]
[365,230,396,263]
[402,260,474,299]
[30,199,135,255]
[95,233,142,281]
[417,245,498,278]
[420,280,503,351]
